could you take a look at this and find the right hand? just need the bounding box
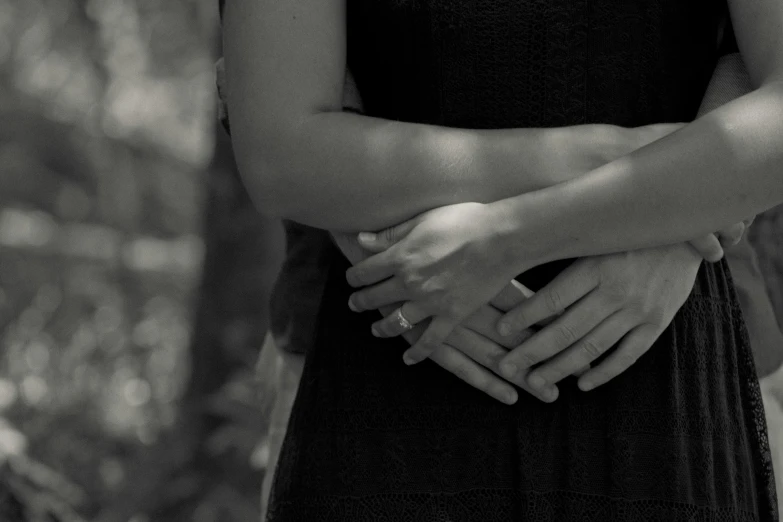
[333,229,558,405]
[393,281,561,405]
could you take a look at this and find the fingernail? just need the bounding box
[371,325,380,337]
[498,322,511,336]
[504,390,518,405]
[543,387,558,402]
[348,298,358,312]
[499,362,517,379]
[358,232,376,244]
[527,374,546,389]
[580,381,594,391]
[403,353,417,365]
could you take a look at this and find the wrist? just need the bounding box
[573,124,631,169]
[486,194,562,274]
[539,125,626,185]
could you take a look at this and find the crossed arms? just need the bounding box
[223,0,782,402]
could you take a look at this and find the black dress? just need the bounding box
[266,0,779,520]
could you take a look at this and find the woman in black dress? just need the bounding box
[223,0,780,519]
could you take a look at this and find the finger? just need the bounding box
[348,278,407,312]
[429,344,518,405]
[464,306,535,349]
[498,289,615,379]
[371,302,428,338]
[447,326,508,372]
[578,324,660,391]
[345,249,398,287]
[573,364,591,378]
[497,262,598,337]
[357,219,420,253]
[526,312,632,389]
[447,327,558,403]
[688,234,724,263]
[489,280,534,312]
[717,222,745,248]
[403,317,456,365]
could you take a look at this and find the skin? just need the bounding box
[223,0,756,402]
[334,64,744,402]
[223,0,741,238]
[349,3,783,387]
[346,54,755,397]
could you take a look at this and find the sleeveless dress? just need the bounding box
[266,0,779,520]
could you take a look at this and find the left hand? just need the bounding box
[346,202,521,365]
[495,243,702,393]
[689,216,756,262]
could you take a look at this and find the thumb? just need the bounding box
[688,234,724,263]
[357,218,419,252]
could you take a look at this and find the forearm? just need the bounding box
[233,110,624,232]
[495,77,783,269]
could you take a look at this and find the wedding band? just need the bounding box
[394,307,414,331]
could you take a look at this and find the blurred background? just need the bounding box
[0,1,780,522]
[0,0,285,520]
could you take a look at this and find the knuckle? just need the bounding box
[623,300,647,321]
[544,288,564,314]
[554,324,578,346]
[601,280,632,304]
[645,307,667,327]
[400,270,422,292]
[418,336,440,356]
[469,342,501,368]
[516,350,539,368]
[452,363,477,385]
[577,338,604,360]
[382,227,397,244]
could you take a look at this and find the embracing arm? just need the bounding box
[223,0,659,232]
[493,0,783,268]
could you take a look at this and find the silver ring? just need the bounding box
[394,307,414,331]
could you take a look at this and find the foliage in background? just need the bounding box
[1,1,781,521]
[0,0,282,520]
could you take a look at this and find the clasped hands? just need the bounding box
[345,202,750,405]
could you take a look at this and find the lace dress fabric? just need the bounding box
[266,0,779,520]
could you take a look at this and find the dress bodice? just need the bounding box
[347,0,726,128]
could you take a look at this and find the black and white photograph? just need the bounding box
[0,0,782,520]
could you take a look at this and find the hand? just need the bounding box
[333,231,554,404]
[716,216,755,247]
[397,281,559,404]
[688,216,754,262]
[346,202,521,365]
[495,243,702,394]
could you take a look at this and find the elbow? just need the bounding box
[232,150,304,220]
[229,122,311,220]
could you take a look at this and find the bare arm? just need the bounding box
[333,52,753,262]
[492,0,783,268]
[223,0,661,232]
